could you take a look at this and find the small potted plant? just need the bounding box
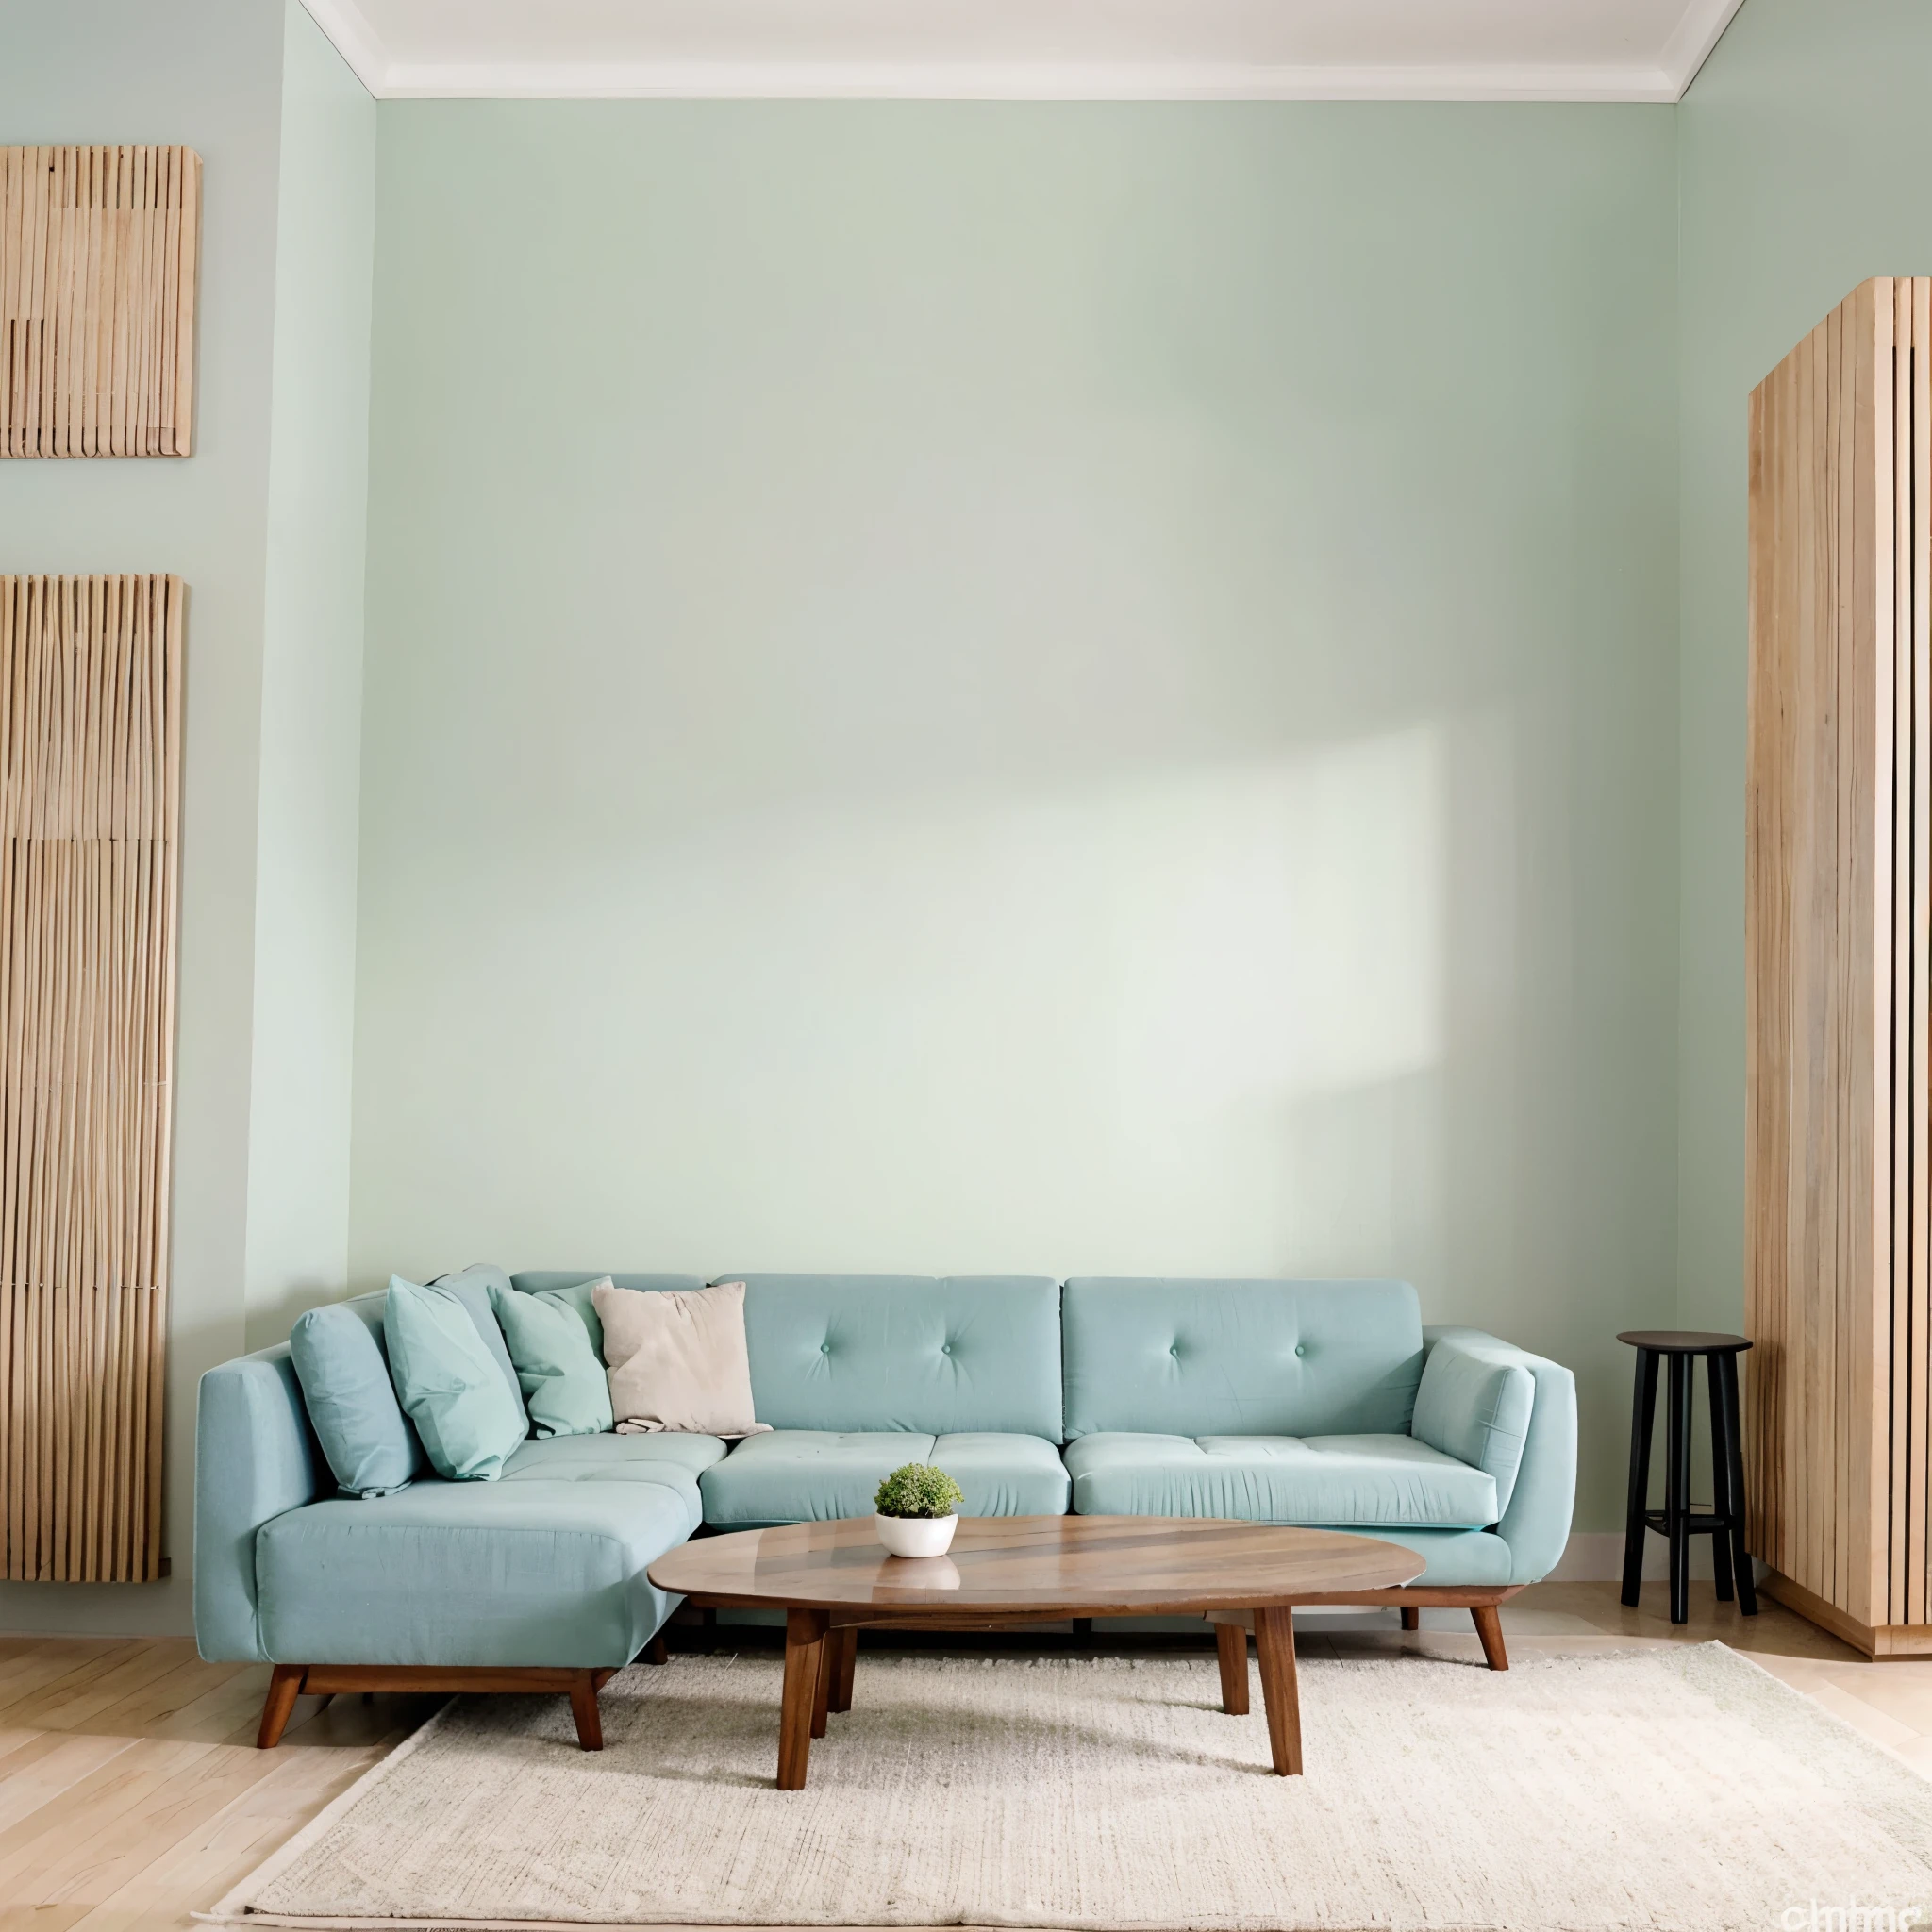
[874,1461,964,1557]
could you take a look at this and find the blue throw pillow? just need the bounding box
[428,1263,527,1414]
[527,1277,607,1360]
[290,1302,426,1498]
[490,1281,614,1438]
[385,1276,530,1481]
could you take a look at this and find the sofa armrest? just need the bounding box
[1412,1331,1537,1514]
[194,1345,323,1662]
[1422,1326,1576,1585]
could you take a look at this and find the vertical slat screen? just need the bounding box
[0,575,182,1582]
[1749,279,1932,1650]
[1745,281,1893,1635]
[1903,279,1932,1629]
[1,146,200,458]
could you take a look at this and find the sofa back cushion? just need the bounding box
[727,1274,1064,1439]
[1061,1278,1424,1440]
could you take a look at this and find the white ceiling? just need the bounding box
[301,0,1748,102]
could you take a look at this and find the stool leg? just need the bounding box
[1707,1354,1735,1603]
[1666,1353,1691,1624]
[1621,1348,1659,1608]
[1716,1351,1757,1615]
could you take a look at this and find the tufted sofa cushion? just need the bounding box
[1061,1278,1425,1439]
[1062,1432,1499,1526]
[702,1430,930,1524]
[724,1274,1064,1438]
[701,1428,1069,1524]
[501,1430,725,1532]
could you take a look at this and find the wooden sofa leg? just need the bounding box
[1400,1607,1420,1631]
[258,1664,305,1749]
[569,1670,605,1750]
[1471,1604,1508,1671]
[643,1634,668,1666]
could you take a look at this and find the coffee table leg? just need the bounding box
[779,1607,830,1789]
[810,1624,834,1738]
[828,1626,858,1714]
[1215,1621,1250,1715]
[1252,1607,1303,1775]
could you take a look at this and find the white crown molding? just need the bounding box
[298,0,389,96]
[297,0,1732,104]
[1661,0,1748,95]
[376,59,1681,102]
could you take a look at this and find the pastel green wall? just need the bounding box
[353,103,1680,1534]
[1676,0,1932,1337]
[247,0,377,1353]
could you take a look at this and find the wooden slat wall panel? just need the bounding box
[1746,283,1895,1626]
[1890,277,1915,1627]
[0,575,182,1582]
[1749,278,1932,1649]
[1912,276,1932,1627]
[1859,283,1893,1633]
[0,147,199,458]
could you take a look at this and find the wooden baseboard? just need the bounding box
[1760,1570,1932,1658]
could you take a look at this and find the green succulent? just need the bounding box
[874,1461,964,1520]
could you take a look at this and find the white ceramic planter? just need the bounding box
[875,1512,958,1558]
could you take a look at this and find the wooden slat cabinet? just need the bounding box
[1746,277,1932,1657]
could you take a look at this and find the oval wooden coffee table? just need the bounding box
[648,1514,1420,1788]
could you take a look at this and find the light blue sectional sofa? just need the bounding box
[196,1272,1575,1749]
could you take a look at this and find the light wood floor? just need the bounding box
[4,1580,1929,1929]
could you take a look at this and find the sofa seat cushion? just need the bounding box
[506,1431,727,1480]
[699,1430,1070,1524]
[1062,1433,1500,1528]
[502,1433,725,1531]
[701,1430,933,1525]
[254,1476,693,1668]
[928,1433,1071,1516]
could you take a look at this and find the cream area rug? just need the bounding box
[209,1645,1932,1932]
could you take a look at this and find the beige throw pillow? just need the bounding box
[595,1278,771,1439]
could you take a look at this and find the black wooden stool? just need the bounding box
[1617,1331,1757,1624]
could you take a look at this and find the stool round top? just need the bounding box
[1616,1330,1751,1353]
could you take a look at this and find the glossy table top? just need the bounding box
[647,1514,1422,1613]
